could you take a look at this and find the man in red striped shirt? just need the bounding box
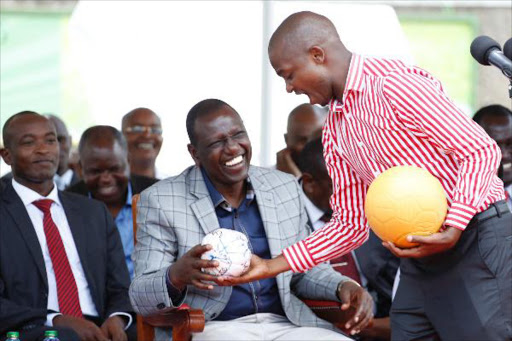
[219,11,512,340]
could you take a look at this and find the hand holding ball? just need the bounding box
[365,166,448,248]
[201,228,251,277]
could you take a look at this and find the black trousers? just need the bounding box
[391,201,512,341]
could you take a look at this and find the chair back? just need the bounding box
[132,194,156,341]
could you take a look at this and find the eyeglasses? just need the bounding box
[124,125,163,135]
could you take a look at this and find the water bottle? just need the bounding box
[43,330,60,341]
[5,332,20,341]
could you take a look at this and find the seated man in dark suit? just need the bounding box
[299,138,400,341]
[0,112,135,341]
[67,126,158,279]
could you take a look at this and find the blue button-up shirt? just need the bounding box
[114,183,135,279]
[89,183,134,279]
[202,168,285,320]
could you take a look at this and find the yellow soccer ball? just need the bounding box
[365,166,448,248]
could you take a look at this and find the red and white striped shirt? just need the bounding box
[283,54,505,273]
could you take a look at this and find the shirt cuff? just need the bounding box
[46,312,62,326]
[282,240,316,273]
[108,312,133,330]
[444,201,478,231]
[166,267,187,306]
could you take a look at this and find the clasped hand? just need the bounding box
[382,226,462,258]
[337,281,374,336]
[168,244,220,290]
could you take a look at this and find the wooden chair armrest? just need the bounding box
[301,299,360,332]
[143,308,205,332]
[138,308,205,341]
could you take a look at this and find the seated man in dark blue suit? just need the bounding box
[299,137,400,341]
[0,112,135,341]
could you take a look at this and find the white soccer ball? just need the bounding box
[201,228,251,277]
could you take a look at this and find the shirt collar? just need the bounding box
[54,169,74,185]
[201,167,255,212]
[301,188,325,226]
[329,53,366,112]
[125,182,133,206]
[11,178,62,208]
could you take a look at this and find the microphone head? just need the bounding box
[470,35,501,65]
[504,37,512,60]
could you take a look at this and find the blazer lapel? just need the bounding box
[189,167,220,235]
[2,183,48,288]
[249,168,291,306]
[59,192,95,294]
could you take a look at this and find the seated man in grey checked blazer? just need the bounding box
[129,99,374,340]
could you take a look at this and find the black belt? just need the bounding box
[472,200,510,223]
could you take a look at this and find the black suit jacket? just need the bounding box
[0,181,133,334]
[354,231,399,318]
[66,174,158,198]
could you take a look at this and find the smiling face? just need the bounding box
[188,105,251,194]
[80,140,129,206]
[122,108,163,165]
[269,46,333,106]
[2,114,59,189]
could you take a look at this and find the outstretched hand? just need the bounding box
[168,244,220,290]
[382,226,462,258]
[216,254,291,286]
[337,281,374,336]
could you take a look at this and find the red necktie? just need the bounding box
[330,252,362,285]
[33,199,83,318]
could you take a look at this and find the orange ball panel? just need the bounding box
[365,166,448,249]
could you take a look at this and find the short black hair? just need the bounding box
[298,137,326,178]
[473,104,512,124]
[186,99,236,146]
[78,125,128,156]
[2,111,41,148]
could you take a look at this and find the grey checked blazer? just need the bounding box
[129,165,350,339]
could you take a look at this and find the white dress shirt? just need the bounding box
[303,193,327,232]
[53,169,74,190]
[11,179,132,328]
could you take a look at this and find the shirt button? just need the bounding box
[357,141,364,147]
[157,303,166,309]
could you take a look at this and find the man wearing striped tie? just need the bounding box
[0,112,135,340]
[219,11,512,341]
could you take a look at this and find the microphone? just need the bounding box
[470,35,512,80]
[504,37,512,61]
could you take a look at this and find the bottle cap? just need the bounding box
[44,330,58,337]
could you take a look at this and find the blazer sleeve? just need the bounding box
[0,278,47,333]
[102,204,134,317]
[129,187,185,316]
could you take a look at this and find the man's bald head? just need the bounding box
[287,103,326,132]
[2,111,42,148]
[78,125,128,158]
[269,11,342,56]
[285,103,326,166]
